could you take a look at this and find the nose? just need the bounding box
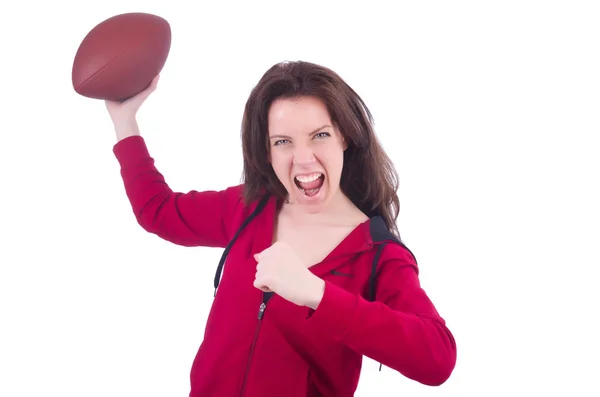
[292,145,316,165]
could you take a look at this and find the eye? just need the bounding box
[314,132,331,139]
[273,139,290,146]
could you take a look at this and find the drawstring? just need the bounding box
[213,195,270,296]
[213,200,390,372]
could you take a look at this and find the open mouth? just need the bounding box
[294,172,325,197]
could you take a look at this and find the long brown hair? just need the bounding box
[240,61,401,238]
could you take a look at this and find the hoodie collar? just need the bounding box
[256,196,399,267]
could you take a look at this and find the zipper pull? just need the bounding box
[257,302,266,319]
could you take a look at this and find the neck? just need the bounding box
[281,189,366,224]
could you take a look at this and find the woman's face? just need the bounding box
[267,96,347,213]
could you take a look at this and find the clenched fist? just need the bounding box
[253,241,325,309]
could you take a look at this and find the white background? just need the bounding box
[1,1,599,396]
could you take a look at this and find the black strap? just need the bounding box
[369,242,388,372]
[369,242,388,302]
[212,201,389,372]
[213,195,270,296]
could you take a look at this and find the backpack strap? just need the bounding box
[369,240,417,372]
[369,242,388,372]
[213,194,270,297]
[213,203,391,373]
[369,242,388,302]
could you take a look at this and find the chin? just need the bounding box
[287,179,332,213]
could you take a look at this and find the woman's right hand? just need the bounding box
[105,75,160,141]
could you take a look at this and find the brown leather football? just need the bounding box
[72,12,171,101]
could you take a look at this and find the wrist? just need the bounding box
[304,277,325,310]
[113,117,140,142]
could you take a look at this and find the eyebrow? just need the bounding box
[269,124,332,140]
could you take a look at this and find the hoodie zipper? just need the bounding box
[239,292,272,396]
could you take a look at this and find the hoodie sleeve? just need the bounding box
[113,135,244,248]
[306,243,457,386]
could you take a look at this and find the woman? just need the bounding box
[106,61,457,397]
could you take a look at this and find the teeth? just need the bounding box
[295,173,322,183]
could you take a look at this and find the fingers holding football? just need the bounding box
[126,74,160,104]
[105,74,160,118]
[103,74,161,141]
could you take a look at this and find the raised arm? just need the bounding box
[106,75,245,248]
[113,135,244,247]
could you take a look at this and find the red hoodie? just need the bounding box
[113,136,457,397]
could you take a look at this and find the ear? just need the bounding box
[335,125,348,151]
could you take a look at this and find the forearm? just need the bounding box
[113,117,141,142]
[112,131,243,248]
[304,277,326,310]
[307,281,456,386]
[113,135,178,235]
